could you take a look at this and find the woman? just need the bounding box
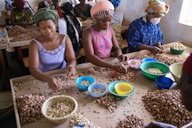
[180,53,192,111]
[74,0,92,20]
[59,2,82,56]
[83,0,126,73]
[126,0,169,54]
[29,8,76,90]
[11,0,33,25]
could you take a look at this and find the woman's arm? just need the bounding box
[111,28,122,57]
[29,41,58,90]
[65,36,76,76]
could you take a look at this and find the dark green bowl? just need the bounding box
[108,81,135,98]
[170,47,184,55]
[140,62,169,80]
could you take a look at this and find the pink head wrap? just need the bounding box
[90,0,114,19]
[145,0,169,16]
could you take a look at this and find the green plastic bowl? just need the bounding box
[140,62,169,80]
[108,81,135,98]
[170,47,184,55]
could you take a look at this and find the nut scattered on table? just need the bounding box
[16,94,47,125]
[116,114,144,128]
[142,90,192,127]
[95,94,119,113]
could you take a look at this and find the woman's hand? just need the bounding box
[66,65,76,76]
[118,54,128,62]
[147,46,162,54]
[47,77,59,90]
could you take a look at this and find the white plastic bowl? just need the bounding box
[169,63,183,84]
[41,95,78,124]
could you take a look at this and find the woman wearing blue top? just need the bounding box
[29,8,76,90]
[126,0,169,54]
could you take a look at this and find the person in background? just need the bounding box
[37,0,52,10]
[108,0,121,8]
[11,0,33,25]
[126,0,169,53]
[29,8,76,90]
[83,0,127,73]
[59,2,82,56]
[74,0,92,20]
[4,0,12,25]
[180,53,192,111]
[52,0,63,18]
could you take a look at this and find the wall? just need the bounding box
[118,0,192,45]
[1,0,192,44]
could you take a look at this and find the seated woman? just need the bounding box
[126,0,169,54]
[59,2,82,56]
[83,0,126,73]
[180,53,192,111]
[29,8,76,90]
[74,0,92,20]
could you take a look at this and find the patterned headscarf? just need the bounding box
[145,0,169,16]
[33,8,58,25]
[90,0,114,19]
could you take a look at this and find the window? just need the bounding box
[179,0,192,26]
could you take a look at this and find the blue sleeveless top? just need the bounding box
[33,35,67,72]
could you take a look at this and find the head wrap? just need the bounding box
[90,0,114,19]
[33,8,58,25]
[145,0,169,16]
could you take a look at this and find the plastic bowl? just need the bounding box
[169,63,183,84]
[142,58,158,63]
[127,59,142,69]
[114,82,133,95]
[155,76,174,89]
[140,62,169,80]
[108,81,135,98]
[76,76,96,91]
[88,84,107,98]
[41,95,78,124]
[170,47,184,55]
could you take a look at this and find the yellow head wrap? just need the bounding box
[145,0,169,16]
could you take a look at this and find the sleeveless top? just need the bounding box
[33,35,67,72]
[89,26,113,59]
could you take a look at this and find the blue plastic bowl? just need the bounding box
[143,58,158,63]
[155,76,173,89]
[76,76,96,91]
[88,84,107,98]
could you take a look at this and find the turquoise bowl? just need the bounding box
[76,76,96,92]
[140,62,169,80]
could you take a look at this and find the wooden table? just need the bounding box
[10,43,192,128]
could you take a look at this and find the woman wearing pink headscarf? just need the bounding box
[83,0,126,73]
